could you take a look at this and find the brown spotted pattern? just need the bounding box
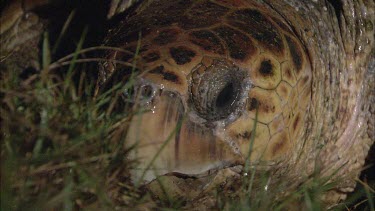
[213,25,257,61]
[227,9,285,56]
[149,65,180,83]
[101,0,312,178]
[153,29,179,46]
[142,51,160,63]
[169,46,196,65]
[179,1,229,29]
[189,30,225,55]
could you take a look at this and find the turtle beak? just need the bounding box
[126,91,243,182]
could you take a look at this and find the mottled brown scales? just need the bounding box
[213,26,257,61]
[283,66,294,83]
[115,51,134,62]
[280,86,288,96]
[282,105,293,127]
[125,45,148,55]
[250,55,282,89]
[149,65,164,74]
[248,97,275,113]
[298,86,311,110]
[262,102,276,113]
[285,35,303,74]
[288,88,299,111]
[270,132,289,157]
[179,1,229,29]
[227,9,284,55]
[169,46,196,65]
[247,98,259,111]
[270,16,294,35]
[160,72,179,83]
[300,76,310,88]
[142,51,160,63]
[149,65,180,83]
[292,113,300,131]
[269,114,285,136]
[237,130,253,140]
[189,30,225,54]
[142,0,192,28]
[188,1,229,19]
[259,59,274,76]
[105,24,137,46]
[214,0,249,7]
[153,29,179,46]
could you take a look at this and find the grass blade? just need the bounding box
[64,27,88,90]
[42,32,51,70]
[53,10,76,54]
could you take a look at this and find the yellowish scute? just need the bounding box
[143,62,188,95]
[247,87,282,124]
[268,114,285,136]
[281,60,297,86]
[282,104,293,128]
[276,80,293,107]
[264,128,291,160]
[249,53,281,89]
[288,86,299,112]
[227,116,270,160]
[289,110,304,142]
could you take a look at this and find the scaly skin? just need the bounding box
[263,1,374,203]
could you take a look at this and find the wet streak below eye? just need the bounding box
[209,133,217,159]
[174,106,184,166]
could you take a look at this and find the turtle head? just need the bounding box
[99,0,312,182]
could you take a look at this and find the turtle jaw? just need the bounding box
[125,90,244,182]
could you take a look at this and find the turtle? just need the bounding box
[98,0,375,204]
[1,0,374,208]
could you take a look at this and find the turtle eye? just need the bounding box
[190,59,246,122]
[123,81,158,105]
[135,83,158,105]
[139,84,154,101]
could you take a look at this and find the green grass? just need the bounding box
[0,27,140,209]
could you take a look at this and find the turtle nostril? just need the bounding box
[216,82,235,108]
